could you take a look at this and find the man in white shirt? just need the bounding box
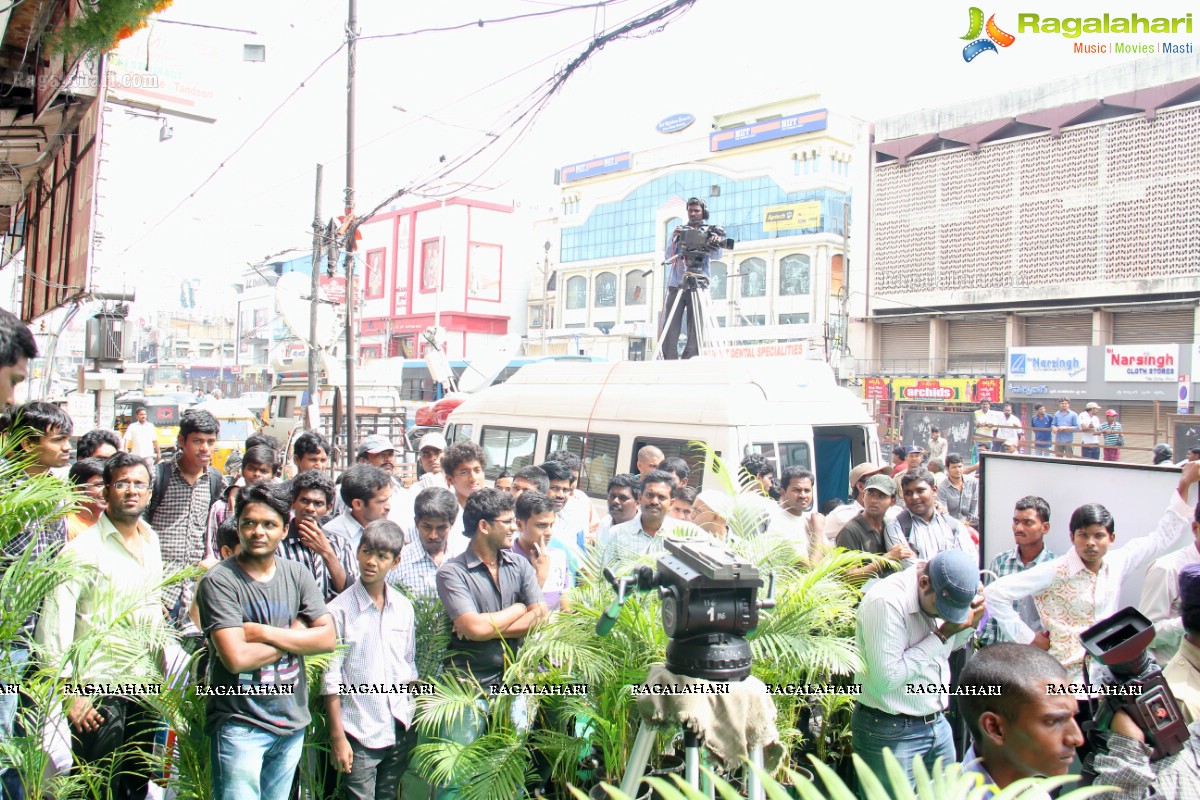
[852,550,985,792]
[1140,504,1200,665]
[771,466,824,561]
[997,404,1024,454]
[122,406,160,462]
[985,462,1199,686]
[1079,401,1102,460]
[927,427,948,466]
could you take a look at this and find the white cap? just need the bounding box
[418,431,448,451]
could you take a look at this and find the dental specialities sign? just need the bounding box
[1104,344,1180,382]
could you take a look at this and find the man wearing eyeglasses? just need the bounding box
[37,451,164,800]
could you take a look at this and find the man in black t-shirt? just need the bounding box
[196,483,335,800]
[836,474,913,581]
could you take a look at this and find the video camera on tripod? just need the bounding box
[674,225,734,279]
[595,538,775,681]
[1078,607,1191,782]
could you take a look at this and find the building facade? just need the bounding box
[861,59,1200,462]
[355,198,526,361]
[534,96,868,362]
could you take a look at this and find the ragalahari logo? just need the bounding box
[961,7,1016,61]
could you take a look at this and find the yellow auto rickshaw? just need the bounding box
[193,400,261,474]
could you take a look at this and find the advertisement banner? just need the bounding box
[561,152,632,182]
[1104,344,1179,383]
[709,108,828,152]
[863,377,888,401]
[861,377,1004,404]
[762,201,822,232]
[1007,346,1088,382]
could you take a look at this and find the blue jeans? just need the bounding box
[210,721,304,800]
[0,647,30,800]
[851,704,954,796]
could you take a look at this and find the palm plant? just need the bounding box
[577,752,1112,800]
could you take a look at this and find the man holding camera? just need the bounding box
[660,197,727,360]
[1089,710,1200,799]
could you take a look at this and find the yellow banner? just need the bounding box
[763,201,822,231]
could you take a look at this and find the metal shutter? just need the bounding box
[1023,314,1092,346]
[879,321,929,373]
[1111,308,1196,345]
[947,318,1006,372]
[1115,404,1155,465]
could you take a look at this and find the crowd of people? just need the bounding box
[3,305,1200,800]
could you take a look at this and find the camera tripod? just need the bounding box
[655,274,725,360]
[619,690,767,800]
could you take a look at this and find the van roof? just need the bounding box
[450,357,872,427]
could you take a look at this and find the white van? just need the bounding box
[443,357,881,509]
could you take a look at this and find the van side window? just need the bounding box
[630,438,714,491]
[547,431,619,498]
[447,424,473,444]
[480,426,537,480]
[748,442,810,471]
[279,396,296,422]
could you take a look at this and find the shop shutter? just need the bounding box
[879,321,929,374]
[1111,308,1196,345]
[1023,314,1092,346]
[947,318,1006,372]
[1114,404,1156,465]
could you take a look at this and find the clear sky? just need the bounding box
[95,0,1198,316]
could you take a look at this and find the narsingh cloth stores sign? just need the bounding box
[1104,344,1179,382]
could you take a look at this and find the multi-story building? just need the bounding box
[860,59,1200,461]
[354,198,527,361]
[536,96,869,362]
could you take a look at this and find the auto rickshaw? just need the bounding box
[193,399,261,474]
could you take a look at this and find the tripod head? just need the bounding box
[595,538,775,680]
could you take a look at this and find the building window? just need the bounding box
[596,321,615,334]
[595,272,617,307]
[529,306,543,328]
[740,257,766,298]
[779,254,811,296]
[709,261,727,300]
[566,276,587,309]
[779,313,810,325]
[625,269,646,306]
[737,314,767,326]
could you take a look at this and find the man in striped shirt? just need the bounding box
[279,469,357,602]
[852,550,985,794]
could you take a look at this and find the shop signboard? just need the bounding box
[861,377,1003,404]
[1104,344,1179,382]
[1007,346,1087,382]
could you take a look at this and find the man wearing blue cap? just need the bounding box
[853,550,985,794]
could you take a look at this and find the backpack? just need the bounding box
[147,460,225,521]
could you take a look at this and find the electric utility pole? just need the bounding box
[307,163,323,412]
[343,0,358,466]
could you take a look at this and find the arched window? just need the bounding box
[740,258,766,298]
[595,272,617,307]
[779,254,811,296]
[625,269,646,306]
[566,276,587,309]
[709,261,727,300]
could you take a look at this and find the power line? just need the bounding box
[351,0,697,231]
